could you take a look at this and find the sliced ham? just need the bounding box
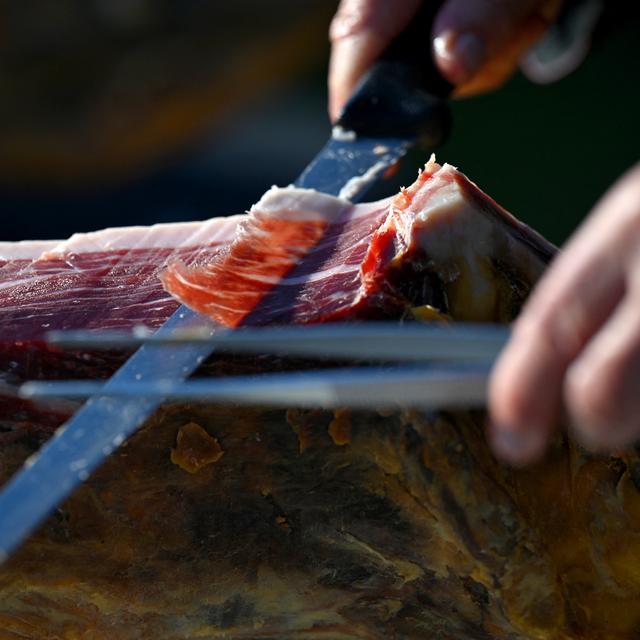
[162,158,554,327]
[0,217,242,344]
[161,187,390,327]
[0,159,554,390]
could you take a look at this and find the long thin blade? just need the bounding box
[46,322,509,363]
[296,132,413,199]
[21,364,491,410]
[0,131,417,561]
[0,310,218,562]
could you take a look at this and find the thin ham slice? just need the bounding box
[162,158,554,327]
[160,188,390,327]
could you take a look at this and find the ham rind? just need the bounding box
[162,159,555,327]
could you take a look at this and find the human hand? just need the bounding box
[328,0,563,121]
[489,163,640,465]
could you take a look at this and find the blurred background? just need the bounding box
[0,0,638,245]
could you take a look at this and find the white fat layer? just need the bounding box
[338,161,390,201]
[411,178,545,313]
[40,216,244,259]
[0,240,61,261]
[413,182,496,305]
[253,186,351,223]
[0,187,352,266]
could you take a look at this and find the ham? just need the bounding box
[161,158,554,327]
[0,216,241,344]
[3,162,640,640]
[0,159,553,441]
[0,216,240,434]
[0,158,552,392]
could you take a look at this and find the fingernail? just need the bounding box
[490,427,546,465]
[433,30,485,84]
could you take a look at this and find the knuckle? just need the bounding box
[489,359,534,427]
[565,364,619,440]
[518,299,591,364]
[516,312,587,361]
[551,306,592,357]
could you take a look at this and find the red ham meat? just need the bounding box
[162,158,554,327]
[0,216,241,344]
[0,216,240,434]
[0,159,554,435]
[0,217,241,374]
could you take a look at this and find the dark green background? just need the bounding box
[1,5,637,245]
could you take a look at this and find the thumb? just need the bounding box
[328,0,422,122]
[432,0,562,86]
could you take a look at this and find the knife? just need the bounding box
[42,322,508,363]
[21,323,508,407]
[20,363,493,411]
[0,4,452,562]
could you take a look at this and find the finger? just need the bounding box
[432,0,562,85]
[565,266,640,451]
[488,163,640,465]
[488,260,625,466]
[328,0,422,122]
[451,15,548,98]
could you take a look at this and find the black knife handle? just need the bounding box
[335,1,452,144]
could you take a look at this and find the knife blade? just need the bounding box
[20,363,492,411]
[0,4,452,561]
[43,322,509,363]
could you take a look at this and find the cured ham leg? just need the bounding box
[1,162,640,640]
